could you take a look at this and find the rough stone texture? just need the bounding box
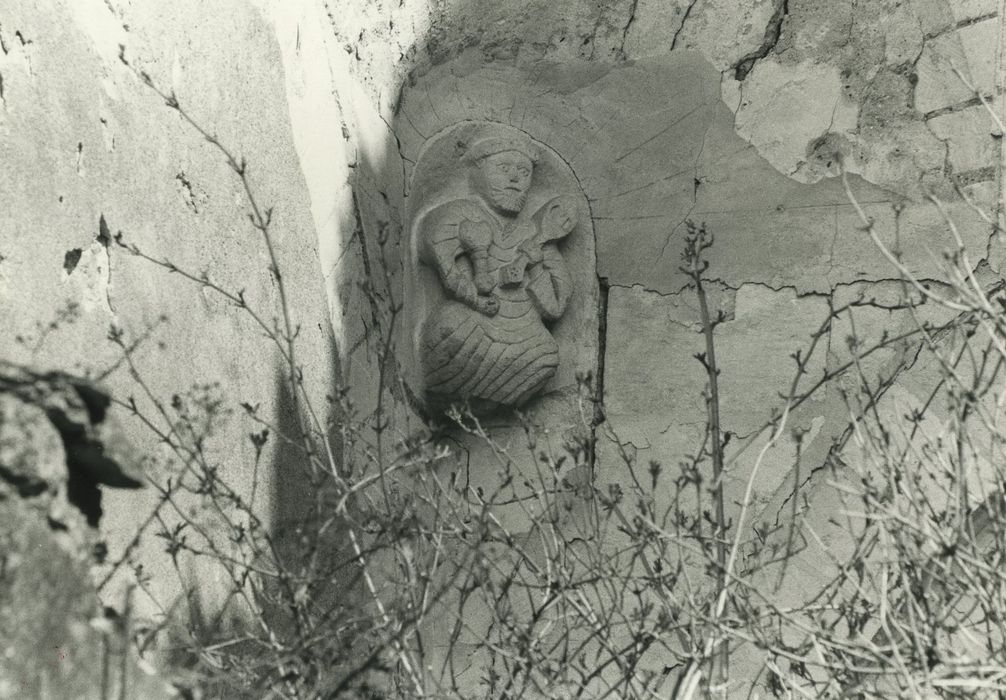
[5,0,1005,695]
[734,59,860,181]
[927,102,1002,174]
[714,0,1001,199]
[0,0,338,646]
[407,123,594,411]
[0,495,173,700]
[397,50,994,299]
[0,371,173,699]
[296,0,1002,207]
[0,394,66,495]
[916,19,998,115]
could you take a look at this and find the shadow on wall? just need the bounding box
[254,0,421,687]
[257,0,1006,695]
[263,332,387,667]
[263,0,613,693]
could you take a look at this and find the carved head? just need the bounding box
[465,134,538,214]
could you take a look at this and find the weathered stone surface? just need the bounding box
[0,370,172,698]
[1,364,146,490]
[408,124,588,411]
[734,59,859,183]
[927,102,1001,175]
[882,3,927,66]
[602,284,834,512]
[620,0,692,58]
[915,18,998,115]
[711,0,999,200]
[400,50,992,299]
[602,285,705,448]
[0,495,174,700]
[6,0,1004,695]
[949,0,998,21]
[0,393,66,497]
[670,0,779,70]
[0,0,339,631]
[0,366,154,557]
[716,285,830,436]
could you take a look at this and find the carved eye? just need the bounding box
[497,163,508,173]
[518,167,529,177]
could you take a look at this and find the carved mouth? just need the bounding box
[491,186,528,213]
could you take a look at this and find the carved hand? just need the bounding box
[458,220,497,294]
[473,294,500,316]
[540,196,577,239]
[473,267,496,295]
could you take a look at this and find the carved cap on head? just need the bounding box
[462,132,539,165]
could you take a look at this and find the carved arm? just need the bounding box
[424,223,499,316]
[525,244,571,321]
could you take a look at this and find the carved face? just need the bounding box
[474,151,533,214]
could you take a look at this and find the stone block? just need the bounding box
[0,393,66,496]
[926,102,1001,175]
[734,59,859,183]
[0,495,173,699]
[620,0,692,58]
[0,0,340,630]
[671,0,779,70]
[915,19,997,115]
[950,0,998,22]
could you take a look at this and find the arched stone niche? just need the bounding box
[403,121,598,415]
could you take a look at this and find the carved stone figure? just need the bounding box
[415,130,577,411]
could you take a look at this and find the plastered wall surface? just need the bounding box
[0,0,339,629]
[2,0,1004,693]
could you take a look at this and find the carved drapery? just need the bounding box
[407,124,586,412]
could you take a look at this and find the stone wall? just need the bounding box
[0,365,172,698]
[2,0,1002,693]
[0,0,339,635]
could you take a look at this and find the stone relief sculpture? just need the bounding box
[411,128,580,411]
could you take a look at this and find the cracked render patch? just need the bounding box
[396,49,993,299]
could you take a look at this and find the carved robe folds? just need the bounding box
[403,123,593,414]
[418,196,574,410]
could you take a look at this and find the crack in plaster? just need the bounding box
[770,332,929,529]
[610,276,957,315]
[591,276,610,472]
[923,96,986,121]
[826,206,840,288]
[657,114,712,262]
[583,10,606,60]
[924,12,999,42]
[732,0,789,81]
[377,111,409,199]
[97,215,115,317]
[669,0,699,51]
[617,0,640,58]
